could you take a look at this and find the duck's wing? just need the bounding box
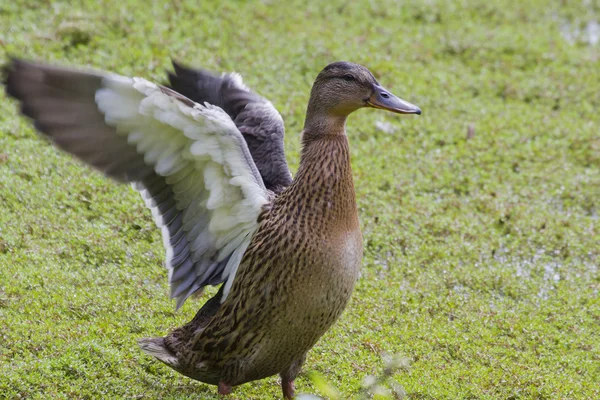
[168,61,292,193]
[3,59,271,308]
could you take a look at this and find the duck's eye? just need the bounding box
[342,74,355,82]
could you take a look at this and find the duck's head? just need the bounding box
[305,62,421,129]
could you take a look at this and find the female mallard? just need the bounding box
[3,59,420,398]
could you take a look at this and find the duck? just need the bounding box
[3,58,421,398]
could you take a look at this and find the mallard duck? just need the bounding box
[3,59,420,398]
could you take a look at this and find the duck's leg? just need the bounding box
[280,354,307,399]
[281,379,294,399]
[218,381,232,395]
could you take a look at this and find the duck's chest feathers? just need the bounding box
[267,134,363,282]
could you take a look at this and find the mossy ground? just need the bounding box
[0,0,598,398]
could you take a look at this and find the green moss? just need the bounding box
[0,0,598,398]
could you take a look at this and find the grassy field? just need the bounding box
[1,0,599,398]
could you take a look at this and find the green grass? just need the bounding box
[1,0,599,398]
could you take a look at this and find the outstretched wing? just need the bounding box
[168,61,292,193]
[3,59,270,308]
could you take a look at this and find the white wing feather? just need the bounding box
[4,60,272,308]
[95,76,269,306]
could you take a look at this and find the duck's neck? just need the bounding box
[302,113,347,139]
[284,122,359,231]
[303,95,348,138]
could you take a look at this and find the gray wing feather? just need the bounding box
[3,59,154,182]
[3,59,267,308]
[168,61,292,193]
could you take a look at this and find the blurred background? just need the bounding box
[0,0,598,398]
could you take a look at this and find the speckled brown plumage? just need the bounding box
[165,132,361,378]
[138,62,421,398]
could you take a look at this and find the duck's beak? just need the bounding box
[367,84,421,115]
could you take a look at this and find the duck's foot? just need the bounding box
[280,354,305,399]
[281,379,295,399]
[218,381,232,396]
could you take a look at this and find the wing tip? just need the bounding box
[168,59,221,87]
[2,57,24,99]
[169,59,199,82]
[170,58,188,75]
[2,58,49,123]
[172,285,205,310]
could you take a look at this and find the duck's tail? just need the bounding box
[138,337,180,368]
